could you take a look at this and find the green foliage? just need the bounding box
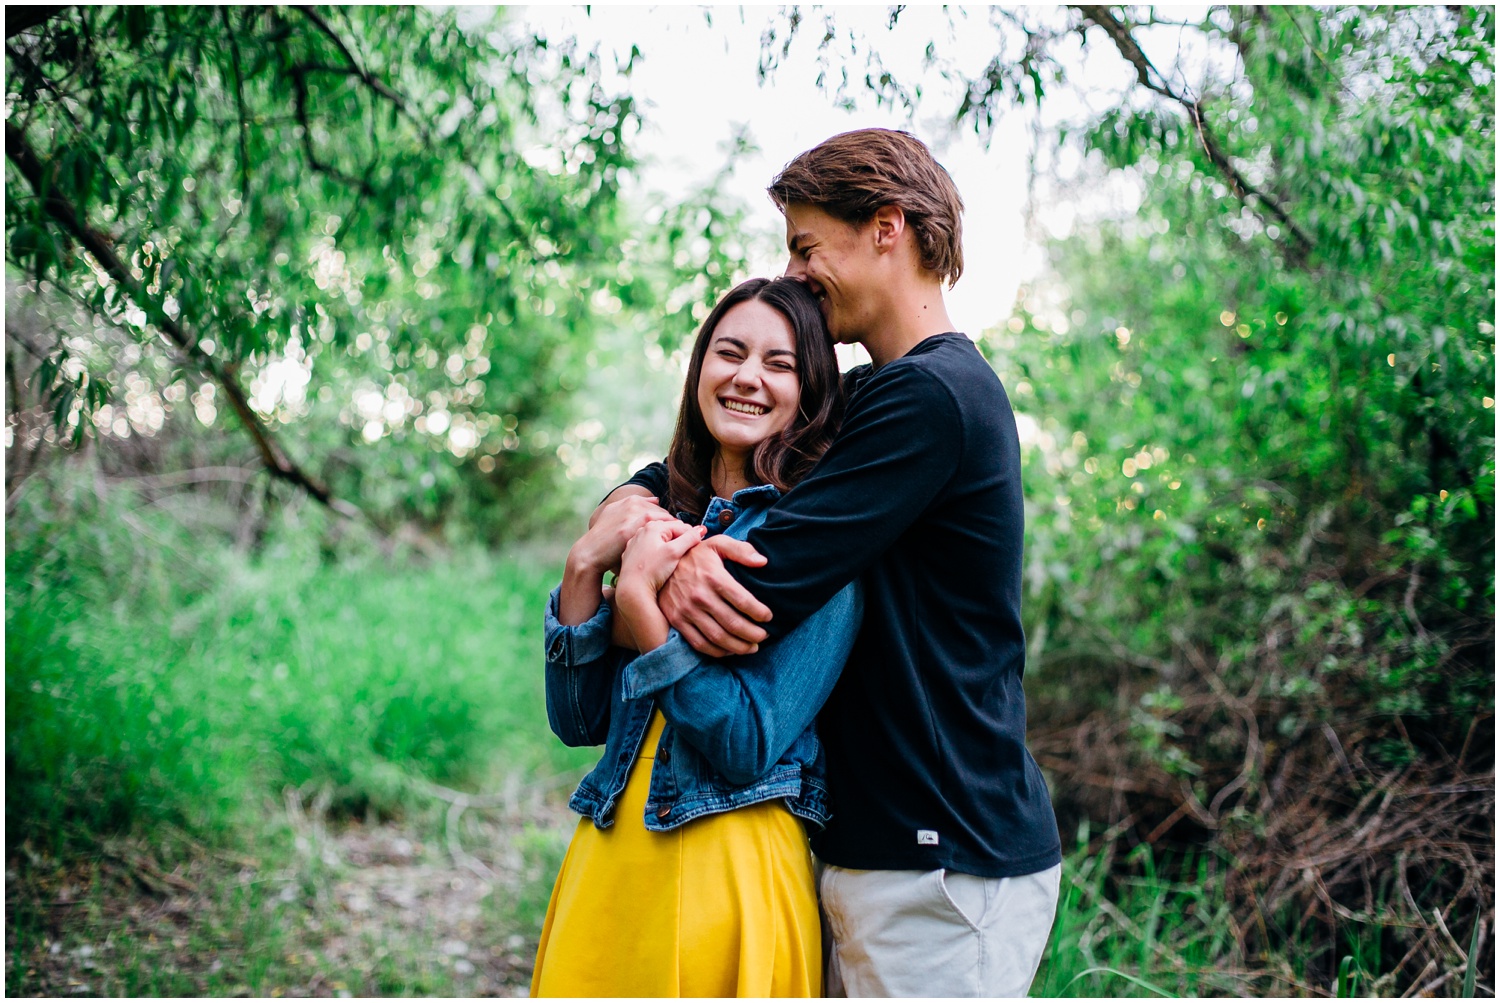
[1000,4,1493,725]
[1033,832,1439,997]
[1337,954,1358,998]
[1464,920,1482,997]
[8,5,1494,996]
[6,6,743,535]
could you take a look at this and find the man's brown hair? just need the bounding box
[768,128,965,287]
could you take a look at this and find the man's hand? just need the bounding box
[659,535,772,657]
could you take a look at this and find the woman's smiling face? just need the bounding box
[696,299,800,460]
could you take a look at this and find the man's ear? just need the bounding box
[870,204,907,254]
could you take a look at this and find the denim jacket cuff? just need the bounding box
[620,629,701,700]
[544,585,614,667]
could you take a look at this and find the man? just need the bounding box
[609,128,1061,997]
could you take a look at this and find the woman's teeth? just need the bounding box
[722,399,768,415]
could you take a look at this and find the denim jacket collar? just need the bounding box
[679,482,781,529]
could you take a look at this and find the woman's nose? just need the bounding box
[732,362,762,388]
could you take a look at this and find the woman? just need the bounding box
[531,277,861,997]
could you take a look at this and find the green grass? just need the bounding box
[7,487,592,852]
[3,829,512,997]
[1036,837,1250,998]
[1031,828,1453,998]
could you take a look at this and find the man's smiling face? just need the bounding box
[782,203,879,346]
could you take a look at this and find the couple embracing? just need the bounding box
[532,129,1062,998]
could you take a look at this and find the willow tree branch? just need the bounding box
[1071,4,1315,263]
[5,120,357,517]
[289,5,424,135]
[290,8,538,254]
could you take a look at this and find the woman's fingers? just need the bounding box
[632,500,676,529]
[628,518,697,545]
[617,497,675,539]
[587,485,656,529]
[620,520,701,593]
[578,496,674,571]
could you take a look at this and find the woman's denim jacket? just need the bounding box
[544,484,862,832]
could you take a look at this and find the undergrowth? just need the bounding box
[7,464,1491,997]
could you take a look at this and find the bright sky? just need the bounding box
[512,6,1048,353]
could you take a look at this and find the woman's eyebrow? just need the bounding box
[711,335,794,359]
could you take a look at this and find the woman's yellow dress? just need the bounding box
[530,711,822,997]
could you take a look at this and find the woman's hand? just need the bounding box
[571,495,675,577]
[620,519,705,595]
[558,495,673,626]
[615,520,706,651]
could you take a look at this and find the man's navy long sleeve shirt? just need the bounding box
[626,332,1060,878]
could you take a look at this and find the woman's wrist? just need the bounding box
[565,538,609,580]
[615,578,670,652]
[557,556,606,627]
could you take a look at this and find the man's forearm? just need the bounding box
[649,580,860,784]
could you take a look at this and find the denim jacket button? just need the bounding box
[656,805,671,819]
[658,746,671,764]
[718,509,734,525]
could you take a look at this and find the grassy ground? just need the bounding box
[7,791,578,997]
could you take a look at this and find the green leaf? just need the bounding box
[1336,955,1357,997]
[1463,919,1481,997]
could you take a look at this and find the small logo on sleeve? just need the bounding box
[917,829,940,846]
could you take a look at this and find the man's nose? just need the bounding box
[783,256,806,279]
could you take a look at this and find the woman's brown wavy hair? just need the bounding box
[665,277,843,523]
